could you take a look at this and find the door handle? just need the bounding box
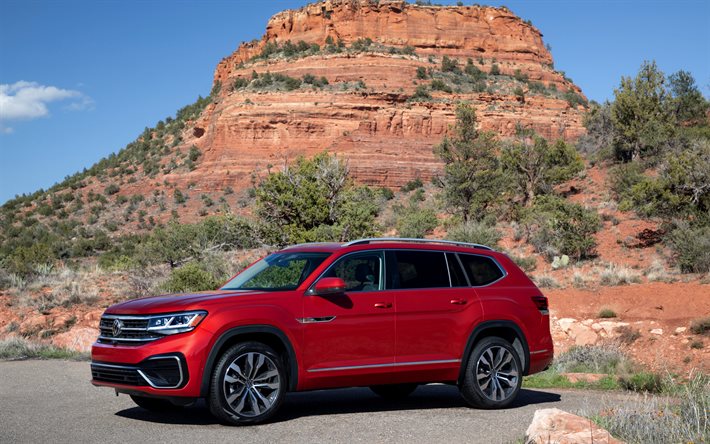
[374,302,392,309]
[450,298,468,305]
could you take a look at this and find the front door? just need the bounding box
[301,251,395,387]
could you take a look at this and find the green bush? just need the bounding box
[416,66,428,80]
[104,184,120,195]
[667,222,710,273]
[400,178,424,192]
[161,262,221,293]
[441,56,459,73]
[509,254,537,272]
[490,64,500,75]
[690,317,710,336]
[395,205,437,238]
[523,196,601,260]
[411,85,431,101]
[619,372,664,393]
[446,221,501,248]
[430,79,452,93]
[255,153,379,245]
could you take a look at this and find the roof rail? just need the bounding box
[342,237,493,251]
[282,242,341,250]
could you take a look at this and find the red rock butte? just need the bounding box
[183,0,587,190]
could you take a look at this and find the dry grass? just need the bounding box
[599,264,642,286]
[0,337,89,360]
[586,371,709,444]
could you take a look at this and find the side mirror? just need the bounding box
[312,277,346,295]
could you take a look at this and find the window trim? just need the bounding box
[455,252,508,287]
[307,250,386,294]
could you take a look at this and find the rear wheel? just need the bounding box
[369,383,418,400]
[208,342,286,425]
[459,336,522,409]
[130,395,182,412]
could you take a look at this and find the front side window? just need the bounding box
[389,250,450,289]
[322,252,383,292]
[458,254,504,286]
[221,252,331,291]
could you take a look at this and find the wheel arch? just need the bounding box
[458,320,530,383]
[200,325,299,397]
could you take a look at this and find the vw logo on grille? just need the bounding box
[112,319,123,337]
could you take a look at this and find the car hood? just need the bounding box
[104,290,267,315]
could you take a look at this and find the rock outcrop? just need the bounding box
[168,0,587,192]
[526,408,624,444]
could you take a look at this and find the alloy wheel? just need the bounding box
[222,352,281,417]
[475,345,519,402]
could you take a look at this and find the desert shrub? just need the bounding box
[615,326,641,344]
[509,254,537,272]
[401,178,424,192]
[2,243,55,278]
[395,204,437,238]
[599,264,642,286]
[255,153,379,245]
[489,64,500,75]
[430,79,452,93]
[535,274,559,288]
[618,371,664,393]
[0,337,88,360]
[690,317,710,336]
[104,184,120,195]
[523,196,601,261]
[597,308,617,318]
[593,372,709,444]
[446,221,501,248]
[411,85,431,101]
[441,55,460,73]
[513,69,528,83]
[563,90,587,108]
[553,344,628,374]
[161,262,221,293]
[667,222,710,273]
[416,66,428,80]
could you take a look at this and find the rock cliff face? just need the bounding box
[176,0,586,191]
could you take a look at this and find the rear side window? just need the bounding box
[458,254,505,286]
[446,253,469,287]
[389,250,450,289]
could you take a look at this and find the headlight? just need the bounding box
[146,311,207,336]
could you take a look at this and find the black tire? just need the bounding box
[130,395,183,412]
[459,336,522,409]
[208,341,286,425]
[369,383,418,400]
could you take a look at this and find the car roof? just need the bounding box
[280,238,496,254]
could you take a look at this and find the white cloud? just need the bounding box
[0,81,93,132]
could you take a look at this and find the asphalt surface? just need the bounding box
[1,360,623,444]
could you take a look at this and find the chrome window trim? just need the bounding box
[308,358,461,373]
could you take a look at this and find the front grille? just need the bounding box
[98,315,162,345]
[91,363,145,386]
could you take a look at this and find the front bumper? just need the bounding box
[91,328,212,398]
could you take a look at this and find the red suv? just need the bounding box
[91,238,552,425]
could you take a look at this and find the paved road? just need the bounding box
[1,360,621,444]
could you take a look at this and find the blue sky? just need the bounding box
[1,0,708,204]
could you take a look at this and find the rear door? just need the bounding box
[389,250,482,367]
[302,251,395,378]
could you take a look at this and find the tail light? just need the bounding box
[532,295,549,315]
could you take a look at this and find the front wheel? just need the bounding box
[459,337,522,409]
[208,342,286,425]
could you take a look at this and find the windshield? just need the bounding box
[221,252,331,291]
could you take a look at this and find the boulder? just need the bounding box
[526,408,624,444]
[51,327,98,353]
